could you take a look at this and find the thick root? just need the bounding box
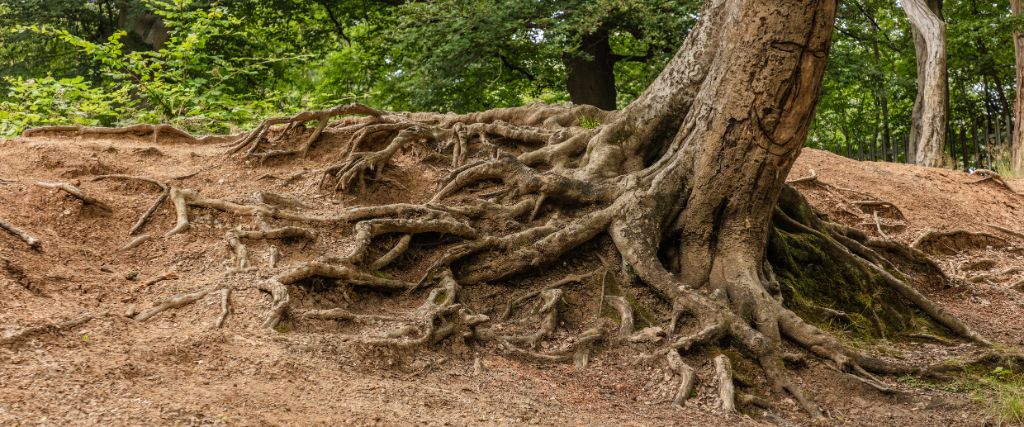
[714,354,737,413]
[666,350,697,407]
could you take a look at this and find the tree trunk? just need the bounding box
[1012,0,1024,171]
[869,16,892,162]
[192,0,990,419]
[563,27,618,110]
[902,0,948,167]
[961,126,970,170]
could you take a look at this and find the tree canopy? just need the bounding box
[0,0,1022,171]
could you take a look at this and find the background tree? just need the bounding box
[370,0,700,111]
[901,0,947,167]
[2,0,1023,175]
[1013,0,1024,171]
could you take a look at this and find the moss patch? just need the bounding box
[767,226,946,341]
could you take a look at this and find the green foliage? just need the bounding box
[809,0,1019,169]
[1,1,312,135]
[0,76,128,136]
[0,0,1020,172]
[369,0,699,112]
[577,114,602,129]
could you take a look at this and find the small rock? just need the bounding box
[124,271,139,281]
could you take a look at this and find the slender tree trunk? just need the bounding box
[870,17,892,162]
[870,122,878,161]
[960,126,969,170]
[950,115,958,168]
[1012,0,1024,170]
[902,0,948,167]
[992,83,1004,158]
[563,27,618,110]
[975,122,983,169]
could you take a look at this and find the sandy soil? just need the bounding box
[1,132,1022,426]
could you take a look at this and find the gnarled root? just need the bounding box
[227,103,385,157]
[258,261,415,328]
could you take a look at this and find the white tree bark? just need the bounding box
[901,0,947,167]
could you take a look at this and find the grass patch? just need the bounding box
[898,365,1024,424]
[577,114,601,129]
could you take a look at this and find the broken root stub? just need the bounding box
[0,218,42,249]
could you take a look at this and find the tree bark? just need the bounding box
[902,0,947,167]
[210,0,989,418]
[1012,0,1024,171]
[563,27,618,110]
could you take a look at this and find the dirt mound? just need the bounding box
[1,133,1022,425]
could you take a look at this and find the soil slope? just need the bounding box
[1,132,1022,426]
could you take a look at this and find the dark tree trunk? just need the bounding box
[563,27,618,110]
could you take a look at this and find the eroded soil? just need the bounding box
[1,133,1022,426]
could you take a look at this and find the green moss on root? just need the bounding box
[767,226,945,341]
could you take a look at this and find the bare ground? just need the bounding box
[1,132,1022,425]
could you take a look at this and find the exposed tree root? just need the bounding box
[93,175,169,235]
[911,228,1009,255]
[22,123,227,144]
[121,234,151,251]
[714,354,737,413]
[0,218,41,249]
[215,287,232,328]
[968,169,1019,193]
[986,223,1024,240]
[0,314,94,346]
[78,1,1004,421]
[134,285,221,322]
[259,261,416,328]
[225,226,315,270]
[666,350,697,407]
[141,271,178,288]
[786,169,818,184]
[34,181,112,212]
[226,103,385,157]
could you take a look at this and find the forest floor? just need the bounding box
[1,132,1023,426]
